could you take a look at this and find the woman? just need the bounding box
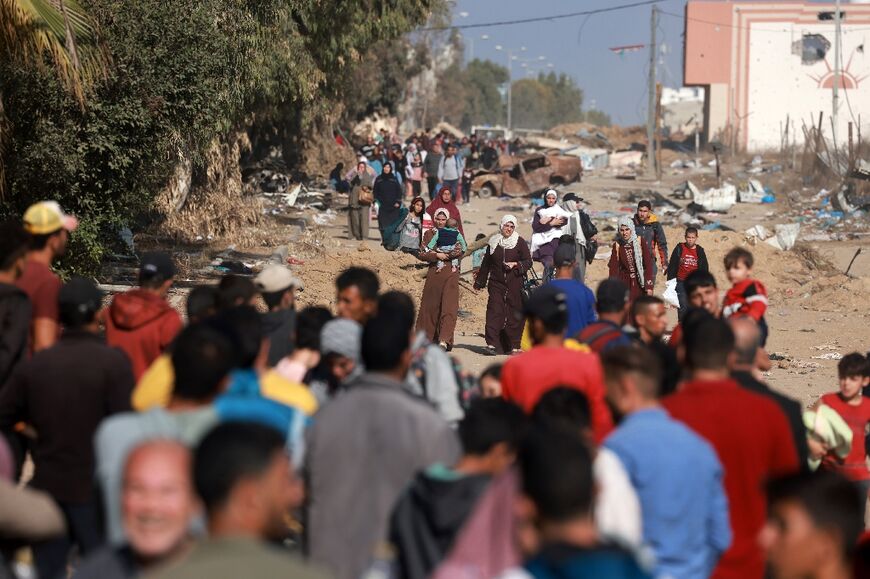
[530,189,570,282]
[417,210,463,351]
[346,161,374,241]
[426,185,464,236]
[374,162,406,250]
[398,196,426,256]
[474,215,532,354]
[405,152,424,199]
[609,215,654,301]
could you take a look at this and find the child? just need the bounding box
[666,226,709,320]
[820,353,870,491]
[722,247,769,345]
[471,233,487,281]
[428,217,467,272]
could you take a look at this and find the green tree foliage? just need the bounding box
[0,0,442,273]
[461,59,508,128]
[511,72,584,130]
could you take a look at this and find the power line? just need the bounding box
[659,8,870,34]
[419,0,661,32]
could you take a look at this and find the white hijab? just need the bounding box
[489,214,520,253]
[617,215,645,279]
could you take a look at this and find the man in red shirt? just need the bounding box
[19,201,78,353]
[820,353,870,488]
[500,285,612,443]
[105,252,183,380]
[662,316,798,579]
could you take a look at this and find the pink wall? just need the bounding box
[684,2,733,85]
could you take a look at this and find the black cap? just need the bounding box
[59,276,103,313]
[596,279,630,313]
[523,285,568,324]
[139,251,176,281]
[554,243,577,267]
[562,192,585,203]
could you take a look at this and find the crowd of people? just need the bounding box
[0,193,869,579]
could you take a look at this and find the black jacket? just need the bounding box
[0,283,30,391]
[732,370,809,470]
[389,469,490,579]
[666,243,709,281]
[0,330,134,502]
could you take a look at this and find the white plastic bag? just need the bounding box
[662,278,680,308]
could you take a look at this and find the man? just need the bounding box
[0,221,32,389]
[760,471,863,579]
[437,143,464,201]
[730,317,808,470]
[155,422,328,579]
[668,269,719,349]
[216,274,258,309]
[423,142,443,201]
[255,264,304,366]
[18,200,77,352]
[105,252,183,380]
[518,427,652,578]
[577,279,634,353]
[631,295,680,396]
[632,200,668,286]
[662,317,798,579]
[500,285,613,443]
[96,324,232,544]
[335,266,379,324]
[75,441,199,578]
[359,135,375,160]
[389,398,527,579]
[561,193,598,283]
[547,242,596,339]
[602,346,731,579]
[306,310,460,579]
[0,277,134,579]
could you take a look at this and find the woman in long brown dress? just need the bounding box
[416,210,463,350]
[609,215,654,301]
[474,215,532,354]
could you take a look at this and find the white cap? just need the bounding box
[254,265,303,293]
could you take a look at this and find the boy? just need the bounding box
[820,353,870,492]
[722,247,769,345]
[471,233,487,281]
[666,226,708,320]
[427,217,467,272]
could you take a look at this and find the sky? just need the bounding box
[447,0,853,126]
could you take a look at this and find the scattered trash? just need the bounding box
[764,223,801,251]
[662,279,680,308]
[811,352,843,360]
[738,179,766,203]
[691,183,737,212]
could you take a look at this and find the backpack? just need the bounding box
[408,339,479,414]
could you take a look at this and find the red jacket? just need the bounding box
[723,279,768,323]
[104,289,182,381]
[663,379,798,579]
[501,346,613,443]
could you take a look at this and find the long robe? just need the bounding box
[608,237,654,301]
[474,238,532,353]
[416,229,462,346]
[374,174,403,231]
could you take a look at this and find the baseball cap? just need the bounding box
[554,243,577,267]
[255,265,303,294]
[596,279,630,312]
[59,276,103,314]
[23,201,79,235]
[523,285,568,323]
[139,252,176,281]
[562,192,585,204]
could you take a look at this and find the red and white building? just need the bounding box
[684,1,870,151]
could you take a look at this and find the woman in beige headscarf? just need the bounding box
[609,215,653,301]
[474,215,532,354]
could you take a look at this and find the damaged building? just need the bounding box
[684,1,870,151]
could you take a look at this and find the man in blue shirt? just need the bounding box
[601,346,731,579]
[547,241,596,338]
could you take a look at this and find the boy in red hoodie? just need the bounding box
[721,247,769,346]
[105,252,182,380]
[821,353,870,492]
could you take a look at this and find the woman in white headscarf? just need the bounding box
[530,189,571,282]
[609,215,654,300]
[474,215,532,354]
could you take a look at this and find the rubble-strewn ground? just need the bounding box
[114,155,870,408]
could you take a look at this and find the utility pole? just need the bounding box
[507,48,513,132]
[832,0,841,149]
[646,5,657,177]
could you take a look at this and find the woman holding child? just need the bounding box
[530,189,570,282]
[474,215,532,354]
[416,209,463,351]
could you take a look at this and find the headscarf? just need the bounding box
[320,319,364,383]
[426,186,463,234]
[489,214,520,253]
[617,215,645,280]
[375,162,397,183]
[544,188,558,203]
[433,207,450,221]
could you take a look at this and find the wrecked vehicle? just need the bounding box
[470,154,583,198]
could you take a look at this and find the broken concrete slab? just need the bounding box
[691,183,737,212]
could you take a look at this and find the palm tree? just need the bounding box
[0,0,110,195]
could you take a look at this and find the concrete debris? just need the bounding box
[764,223,801,251]
[691,183,736,212]
[738,179,766,203]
